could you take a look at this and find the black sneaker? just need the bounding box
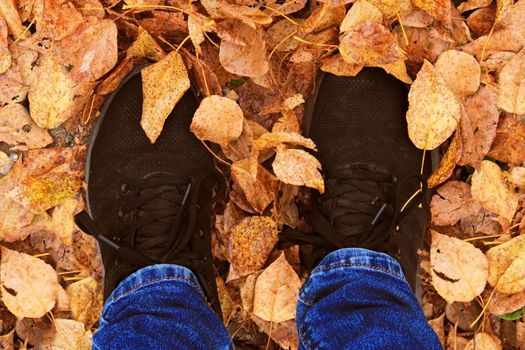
[74,66,224,316]
[280,68,431,289]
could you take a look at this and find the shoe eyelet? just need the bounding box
[198,229,205,239]
[118,209,125,218]
[120,183,129,194]
[203,256,208,262]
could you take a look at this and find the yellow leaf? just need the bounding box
[231,159,276,213]
[0,103,53,150]
[340,0,383,32]
[497,48,525,114]
[0,246,58,318]
[486,235,525,290]
[413,0,451,23]
[0,0,27,38]
[127,27,166,61]
[406,60,461,150]
[141,51,191,143]
[320,54,363,77]
[273,147,324,193]
[46,319,92,350]
[253,253,301,322]
[465,333,502,350]
[471,160,518,224]
[434,50,481,98]
[430,230,488,303]
[66,277,103,329]
[428,130,462,188]
[379,59,412,83]
[190,95,244,145]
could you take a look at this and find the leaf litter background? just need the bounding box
[0,0,524,348]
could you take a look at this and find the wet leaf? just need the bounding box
[464,333,502,350]
[486,235,525,294]
[471,160,518,224]
[406,60,461,150]
[253,253,301,322]
[191,95,244,145]
[127,27,166,61]
[430,230,488,303]
[0,246,58,318]
[141,50,191,143]
[434,50,481,98]
[273,147,324,193]
[228,216,278,277]
[497,48,525,114]
[428,130,462,189]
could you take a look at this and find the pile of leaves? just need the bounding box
[0,0,524,348]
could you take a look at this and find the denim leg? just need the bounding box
[93,264,233,350]
[297,248,442,350]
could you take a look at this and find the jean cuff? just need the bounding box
[107,264,204,304]
[312,247,406,281]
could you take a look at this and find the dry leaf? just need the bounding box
[428,131,462,189]
[340,0,383,33]
[300,3,346,34]
[190,95,244,145]
[200,0,272,27]
[458,0,492,13]
[488,114,525,166]
[252,316,299,350]
[467,6,496,37]
[44,319,92,350]
[273,147,324,193]
[0,246,58,318]
[488,290,525,315]
[434,50,481,98]
[413,0,451,24]
[231,159,276,213]
[406,60,461,150]
[0,329,14,350]
[465,333,502,350]
[379,59,412,84]
[96,57,135,96]
[141,50,191,143]
[486,235,525,294]
[471,160,518,224]
[430,181,481,226]
[0,0,27,38]
[0,104,53,150]
[497,48,525,114]
[127,27,166,61]
[320,54,363,77]
[428,313,446,347]
[228,216,279,277]
[430,230,488,303]
[219,21,269,78]
[367,0,414,18]
[458,86,500,167]
[0,15,10,74]
[66,277,103,329]
[253,253,301,322]
[0,198,34,242]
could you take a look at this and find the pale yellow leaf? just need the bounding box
[413,0,451,23]
[141,51,191,143]
[253,253,301,322]
[471,160,518,224]
[66,277,103,329]
[0,246,58,318]
[340,0,383,32]
[465,333,502,350]
[190,95,244,145]
[430,230,488,303]
[45,319,92,350]
[435,50,481,98]
[127,27,166,61]
[273,147,324,193]
[0,104,53,150]
[486,235,525,290]
[497,48,525,114]
[0,0,27,38]
[406,60,461,150]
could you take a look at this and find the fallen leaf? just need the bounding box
[0,329,14,350]
[340,0,383,33]
[497,48,525,114]
[0,15,10,74]
[488,290,525,315]
[0,46,37,105]
[141,50,191,143]
[461,28,525,61]
[0,0,27,38]
[413,0,451,24]
[379,59,412,83]
[339,21,404,67]
[126,27,166,61]
[227,216,279,277]
[320,54,363,76]
[253,253,301,322]
[252,316,299,350]
[200,0,272,27]
[273,147,324,193]
[471,160,518,224]
[219,21,269,78]
[231,159,276,213]
[406,60,461,150]
[486,235,525,294]
[430,181,481,226]
[467,6,496,37]
[458,0,492,13]
[428,313,446,347]
[216,276,238,322]
[300,3,346,34]
[66,277,103,329]
[465,333,502,350]
[430,230,488,303]
[0,246,58,318]
[273,110,301,134]
[367,0,414,18]
[96,56,135,96]
[0,198,34,242]
[44,319,92,350]
[428,130,462,189]
[190,95,244,145]
[509,167,525,189]
[0,103,53,150]
[445,302,481,331]
[434,50,481,98]
[188,14,214,55]
[488,114,525,166]
[239,271,262,313]
[181,49,222,97]
[458,86,500,167]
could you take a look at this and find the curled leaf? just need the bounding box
[273,147,324,193]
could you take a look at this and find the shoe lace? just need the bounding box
[280,163,428,257]
[75,171,225,270]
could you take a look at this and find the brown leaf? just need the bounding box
[0,46,37,105]
[488,290,525,315]
[231,159,277,213]
[428,313,446,347]
[320,54,363,77]
[191,95,244,145]
[434,50,481,98]
[339,21,404,67]
[488,114,525,166]
[273,147,324,193]
[430,181,482,226]
[127,27,166,61]
[200,0,272,27]
[471,160,518,224]
[228,216,278,277]
[428,131,462,189]
[486,235,525,294]
[430,230,488,303]
[253,253,301,322]
[457,0,492,13]
[44,319,92,350]
[465,333,502,350]
[461,28,525,61]
[66,277,103,329]
[0,246,58,318]
[407,60,461,150]
[340,0,383,32]
[0,15,10,74]
[368,0,414,18]
[0,329,14,350]
[458,86,500,167]
[96,57,135,96]
[252,315,299,350]
[219,21,269,78]
[0,0,27,38]
[379,59,412,83]
[497,48,525,114]
[445,302,481,331]
[467,6,496,37]
[0,198,34,242]
[141,50,190,143]
[300,3,346,34]
[181,49,222,97]
[413,0,451,24]
[0,103,53,150]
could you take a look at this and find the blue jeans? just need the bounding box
[93,248,442,349]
